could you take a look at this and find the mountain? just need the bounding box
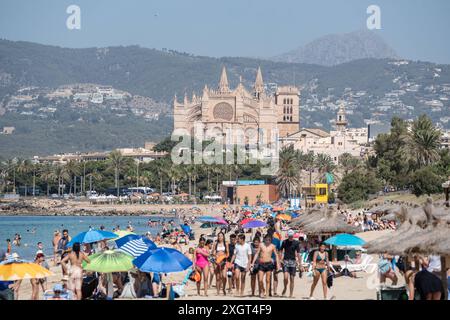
[271,30,399,66]
[0,39,450,159]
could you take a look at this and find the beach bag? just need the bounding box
[378,259,391,275]
[188,270,201,282]
[120,282,137,299]
[327,273,334,288]
[172,285,186,297]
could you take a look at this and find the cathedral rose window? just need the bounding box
[213,102,233,121]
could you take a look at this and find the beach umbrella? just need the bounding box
[240,218,256,225]
[242,220,267,229]
[114,230,136,239]
[0,260,53,281]
[277,214,292,221]
[83,250,134,273]
[180,224,191,235]
[117,238,157,257]
[197,216,221,223]
[68,229,118,246]
[324,233,366,247]
[213,218,228,225]
[114,233,141,248]
[133,247,193,273]
[200,222,222,229]
[241,205,253,210]
[272,207,284,212]
[261,204,272,209]
[302,210,357,235]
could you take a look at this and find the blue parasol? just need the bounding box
[67,229,117,246]
[324,233,366,247]
[133,247,193,273]
[242,220,267,229]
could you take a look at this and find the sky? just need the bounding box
[0,0,449,64]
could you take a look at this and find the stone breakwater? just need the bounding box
[0,199,173,216]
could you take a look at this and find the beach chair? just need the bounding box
[346,254,376,273]
[43,290,71,300]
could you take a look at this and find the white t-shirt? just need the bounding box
[234,243,252,268]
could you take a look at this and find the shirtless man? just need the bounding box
[251,234,281,298]
[61,242,90,300]
[52,230,61,265]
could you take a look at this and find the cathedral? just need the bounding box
[173,67,300,144]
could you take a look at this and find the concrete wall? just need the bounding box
[236,184,279,205]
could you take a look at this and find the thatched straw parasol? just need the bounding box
[302,210,357,235]
[289,208,325,228]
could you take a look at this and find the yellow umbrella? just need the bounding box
[0,260,53,281]
[113,230,136,240]
[277,214,292,221]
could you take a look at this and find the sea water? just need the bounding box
[0,215,178,260]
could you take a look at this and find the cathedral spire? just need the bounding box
[254,66,264,92]
[218,66,230,93]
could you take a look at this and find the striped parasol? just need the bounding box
[117,238,157,257]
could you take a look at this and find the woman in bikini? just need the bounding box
[309,243,330,300]
[61,242,90,300]
[212,232,229,295]
[193,237,210,296]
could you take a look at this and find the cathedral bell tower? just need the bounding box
[336,103,348,131]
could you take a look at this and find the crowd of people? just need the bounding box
[1,204,449,301]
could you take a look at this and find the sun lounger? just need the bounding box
[345,254,376,273]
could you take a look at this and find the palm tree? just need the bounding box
[54,165,70,196]
[65,160,81,195]
[315,153,336,184]
[39,164,56,196]
[406,114,441,168]
[16,158,32,196]
[86,169,102,193]
[276,145,301,198]
[299,151,315,187]
[107,150,127,197]
[338,153,361,175]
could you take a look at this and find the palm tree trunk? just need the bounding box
[115,168,119,197]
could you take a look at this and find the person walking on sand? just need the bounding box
[193,237,210,296]
[280,229,301,298]
[57,229,71,275]
[212,232,229,295]
[231,234,252,297]
[309,243,331,300]
[61,242,90,300]
[251,234,281,298]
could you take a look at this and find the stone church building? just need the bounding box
[173,67,300,145]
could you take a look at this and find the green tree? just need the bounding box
[409,166,444,196]
[337,168,382,204]
[406,114,441,168]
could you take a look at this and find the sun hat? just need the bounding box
[53,283,64,292]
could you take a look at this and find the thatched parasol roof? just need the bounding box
[365,199,450,256]
[289,208,325,228]
[302,210,357,235]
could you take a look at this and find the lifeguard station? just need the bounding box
[302,183,329,207]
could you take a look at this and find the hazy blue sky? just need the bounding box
[1,0,449,63]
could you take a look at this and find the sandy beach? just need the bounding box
[14,229,394,301]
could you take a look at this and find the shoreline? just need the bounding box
[0,198,223,216]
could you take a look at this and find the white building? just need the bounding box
[280,104,369,164]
